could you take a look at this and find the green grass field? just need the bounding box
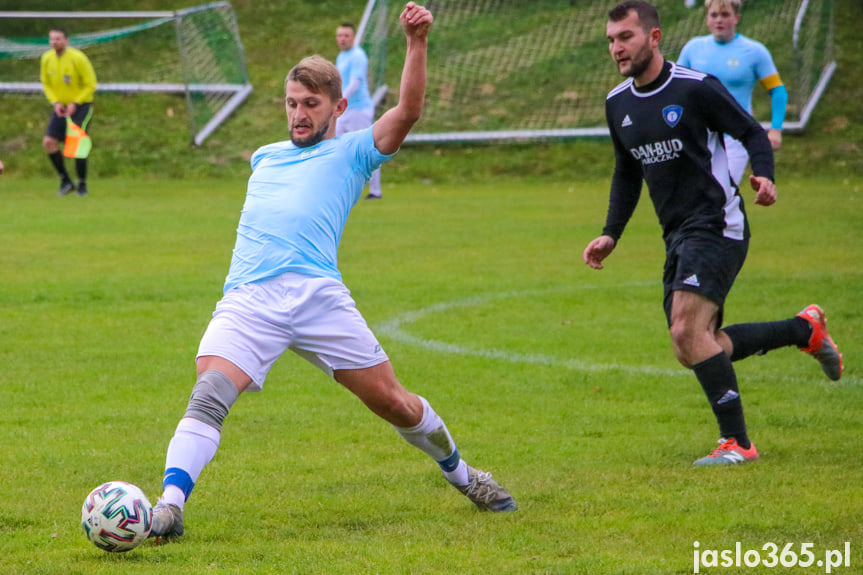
[1,0,862,572]
[0,174,860,574]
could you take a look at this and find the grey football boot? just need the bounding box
[455,465,517,512]
[149,499,184,539]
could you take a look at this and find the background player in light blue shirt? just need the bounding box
[336,22,382,199]
[149,3,516,541]
[678,0,787,185]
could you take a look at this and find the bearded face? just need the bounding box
[285,80,342,148]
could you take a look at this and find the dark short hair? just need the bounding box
[338,22,356,32]
[608,1,661,33]
[49,27,68,37]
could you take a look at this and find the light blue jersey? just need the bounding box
[336,46,374,111]
[223,127,393,292]
[678,33,785,129]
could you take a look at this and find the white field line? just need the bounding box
[376,284,861,385]
[376,283,690,378]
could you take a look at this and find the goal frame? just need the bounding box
[0,1,252,145]
[357,0,835,144]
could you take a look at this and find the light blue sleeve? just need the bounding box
[250,146,265,171]
[752,41,779,81]
[250,142,279,171]
[769,85,788,130]
[339,126,394,181]
[351,50,369,83]
[752,42,786,129]
[343,48,373,110]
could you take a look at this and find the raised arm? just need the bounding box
[373,2,433,155]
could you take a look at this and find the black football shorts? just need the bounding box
[662,229,749,328]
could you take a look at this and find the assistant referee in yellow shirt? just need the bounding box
[41,28,96,197]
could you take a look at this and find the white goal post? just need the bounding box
[358,0,835,144]
[0,1,252,145]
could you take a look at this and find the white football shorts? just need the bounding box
[197,272,389,391]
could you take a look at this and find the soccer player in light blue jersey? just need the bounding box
[336,22,382,199]
[678,0,787,185]
[149,2,516,541]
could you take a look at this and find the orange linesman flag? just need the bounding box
[63,117,92,159]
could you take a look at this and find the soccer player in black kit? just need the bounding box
[583,1,843,466]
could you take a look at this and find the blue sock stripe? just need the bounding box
[163,467,195,501]
[437,448,461,472]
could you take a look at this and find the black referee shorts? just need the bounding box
[45,103,94,141]
[662,229,749,328]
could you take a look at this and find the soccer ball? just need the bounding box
[81,481,153,552]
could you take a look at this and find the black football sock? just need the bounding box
[723,317,811,362]
[692,352,750,449]
[75,158,88,184]
[49,151,70,180]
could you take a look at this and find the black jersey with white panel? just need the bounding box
[602,61,773,244]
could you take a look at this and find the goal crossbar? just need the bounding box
[0,11,177,19]
[0,2,229,20]
[0,82,246,93]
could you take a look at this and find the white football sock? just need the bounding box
[369,168,382,197]
[394,396,470,486]
[442,460,470,486]
[162,417,221,509]
[162,485,186,509]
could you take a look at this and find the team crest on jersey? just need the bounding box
[63,74,71,85]
[662,105,683,128]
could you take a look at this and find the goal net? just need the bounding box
[0,1,252,145]
[359,0,835,143]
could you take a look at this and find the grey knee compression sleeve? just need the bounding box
[185,370,239,431]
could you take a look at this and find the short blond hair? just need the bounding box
[705,0,742,13]
[285,55,342,102]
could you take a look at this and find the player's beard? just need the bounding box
[619,41,654,79]
[291,119,331,148]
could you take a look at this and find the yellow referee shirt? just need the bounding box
[40,46,97,105]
